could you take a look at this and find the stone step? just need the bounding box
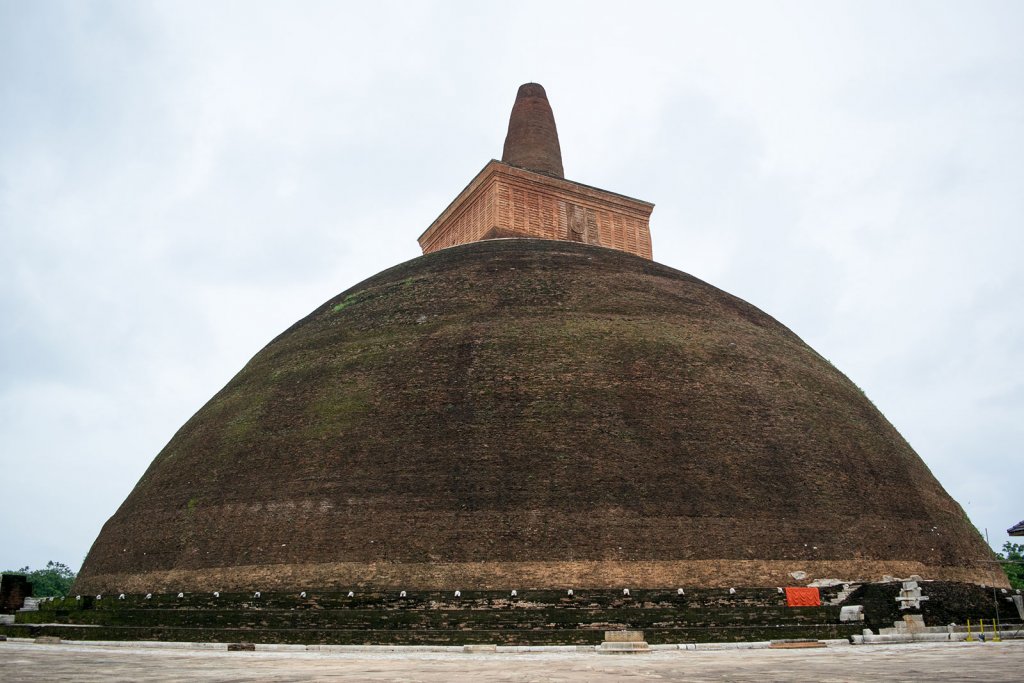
[597,641,650,653]
[1,622,863,646]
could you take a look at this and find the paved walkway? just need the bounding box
[2,640,1023,681]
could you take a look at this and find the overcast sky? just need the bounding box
[2,1,1022,573]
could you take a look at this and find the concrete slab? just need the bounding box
[1,639,1022,681]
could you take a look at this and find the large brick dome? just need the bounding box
[74,238,1002,594]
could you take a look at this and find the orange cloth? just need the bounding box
[785,586,821,607]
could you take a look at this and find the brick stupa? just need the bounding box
[72,84,1003,600]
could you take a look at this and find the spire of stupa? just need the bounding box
[501,82,564,178]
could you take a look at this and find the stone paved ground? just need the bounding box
[1,640,1023,682]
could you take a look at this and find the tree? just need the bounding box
[2,561,77,597]
[1000,542,1024,590]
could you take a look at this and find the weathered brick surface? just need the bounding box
[501,83,564,178]
[77,560,1007,595]
[74,240,1000,595]
[1,574,32,613]
[419,161,653,259]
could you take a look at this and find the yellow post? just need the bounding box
[992,619,1001,642]
[966,619,974,642]
[979,618,986,642]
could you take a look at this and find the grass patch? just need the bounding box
[331,291,369,313]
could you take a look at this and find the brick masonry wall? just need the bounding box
[419,161,653,259]
[1,575,32,613]
[73,240,1000,596]
[76,559,1009,595]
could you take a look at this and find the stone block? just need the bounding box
[839,605,864,622]
[599,630,649,653]
[19,597,42,612]
[463,644,497,653]
[227,642,255,651]
[34,636,60,644]
[603,630,645,642]
[903,614,926,633]
[769,640,825,649]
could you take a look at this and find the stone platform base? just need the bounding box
[4,582,1018,647]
